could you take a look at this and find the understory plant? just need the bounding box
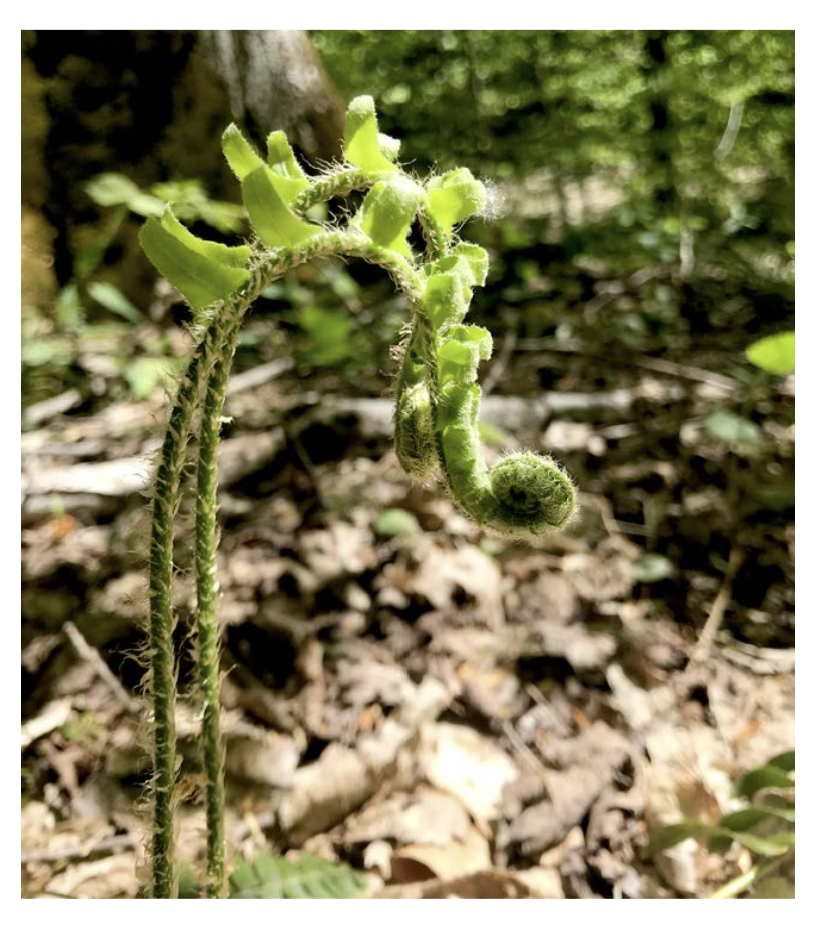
[140,96,576,898]
[648,750,795,898]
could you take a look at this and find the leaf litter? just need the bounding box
[22,358,794,898]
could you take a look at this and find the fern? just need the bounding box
[229,850,367,900]
[140,94,577,896]
[648,749,795,898]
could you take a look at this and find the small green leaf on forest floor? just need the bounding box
[87,281,143,323]
[719,804,795,832]
[647,819,715,855]
[634,553,673,583]
[736,760,795,798]
[765,750,795,772]
[374,507,420,537]
[85,172,164,216]
[54,283,84,329]
[725,830,795,858]
[703,408,762,445]
[746,332,795,376]
[125,357,180,399]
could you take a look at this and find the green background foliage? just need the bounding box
[22,29,794,408]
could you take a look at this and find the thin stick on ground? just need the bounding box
[691,545,744,664]
[63,620,137,714]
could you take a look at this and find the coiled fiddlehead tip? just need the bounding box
[490,451,577,534]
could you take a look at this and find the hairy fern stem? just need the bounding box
[147,319,227,897]
[194,296,243,898]
[150,230,425,897]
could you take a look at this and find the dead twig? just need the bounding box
[63,621,138,714]
[21,698,72,751]
[21,833,137,866]
[225,357,294,396]
[691,546,744,664]
[500,720,545,774]
[633,355,738,393]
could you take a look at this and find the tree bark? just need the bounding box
[202,30,345,162]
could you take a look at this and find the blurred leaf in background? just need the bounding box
[747,332,795,376]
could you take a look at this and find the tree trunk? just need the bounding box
[23,30,346,289]
[202,30,345,162]
[642,31,677,211]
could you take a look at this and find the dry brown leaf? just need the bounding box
[373,869,536,899]
[562,537,638,602]
[419,722,519,823]
[45,853,137,898]
[279,679,450,843]
[530,622,617,672]
[422,620,505,665]
[225,729,301,787]
[342,786,472,847]
[512,866,565,899]
[21,698,73,751]
[501,722,630,857]
[405,539,504,627]
[543,420,606,456]
[458,665,523,721]
[299,521,376,582]
[607,663,676,731]
[706,664,795,771]
[503,767,608,858]
[21,801,57,857]
[509,570,579,625]
[390,831,491,883]
[643,721,736,895]
[336,659,413,708]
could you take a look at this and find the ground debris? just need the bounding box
[419,722,519,824]
[21,361,794,898]
[499,722,630,859]
[277,678,450,843]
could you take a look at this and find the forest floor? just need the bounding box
[21,285,795,899]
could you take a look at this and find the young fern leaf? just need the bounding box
[344,94,400,174]
[221,123,265,180]
[265,131,309,203]
[354,177,423,257]
[229,850,367,899]
[139,209,249,311]
[242,165,322,249]
[427,168,489,235]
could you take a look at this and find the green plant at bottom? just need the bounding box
[229,851,367,899]
[648,750,795,898]
[140,95,577,898]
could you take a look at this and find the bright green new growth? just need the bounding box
[140,96,576,898]
[140,208,249,310]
